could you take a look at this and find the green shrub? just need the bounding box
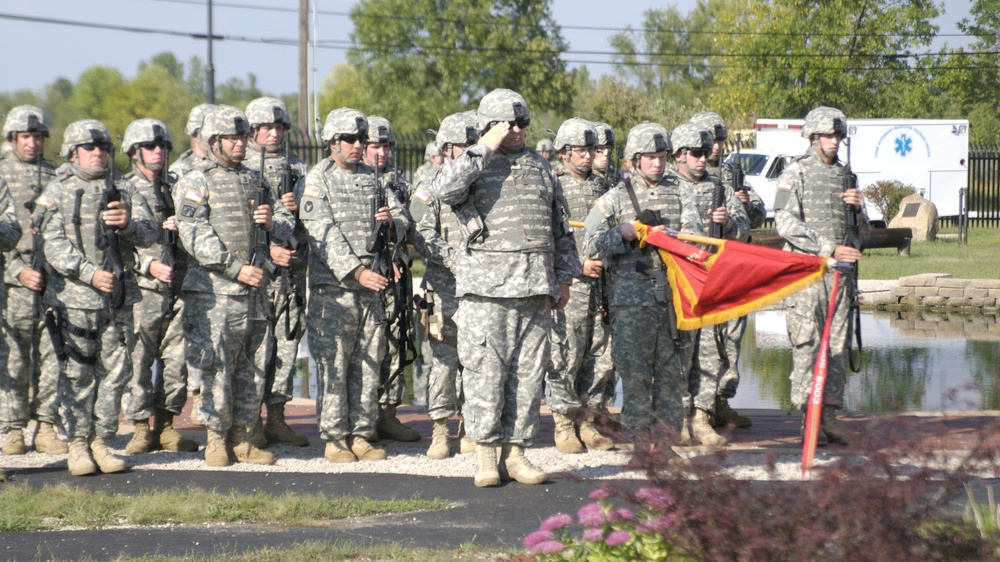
[862,179,916,222]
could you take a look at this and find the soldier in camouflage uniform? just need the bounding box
[119,118,199,456]
[242,97,310,449]
[429,89,581,487]
[583,123,691,447]
[169,104,215,178]
[0,106,63,457]
[173,105,294,467]
[413,142,443,185]
[363,116,421,444]
[410,110,479,459]
[689,111,766,430]
[591,122,618,188]
[775,106,868,446]
[543,118,615,455]
[670,122,749,448]
[535,138,554,163]
[299,108,410,464]
[37,119,158,475]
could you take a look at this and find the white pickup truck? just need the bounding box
[723,150,791,220]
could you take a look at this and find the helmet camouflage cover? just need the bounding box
[321,108,368,144]
[553,118,598,152]
[366,115,396,145]
[60,119,112,158]
[2,105,49,139]
[476,88,530,131]
[435,111,479,150]
[591,121,615,147]
[200,105,250,142]
[122,118,172,155]
[690,111,728,141]
[245,96,291,129]
[535,138,554,152]
[424,142,442,160]
[623,122,671,161]
[802,106,847,138]
[671,122,713,153]
[184,103,216,136]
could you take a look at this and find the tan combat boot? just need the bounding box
[551,412,584,454]
[3,428,25,455]
[457,417,476,454]
[680,415,692,446]
[204,429,230,466]
[713,396,752,429]
[376,405,420,442]
[324,439,357,463]
[154,410,199,452]
[348,435,387,461]
[690,409,727,447]
[473,443,500,488]
[577,416,614,451]
[248,417,268,449]
[229,426,276,465]
[821,407,849,445]
[125,420,153,455]
[264,403,309,447]
[426,418,451,460]
[90,436,127,473]
[34,422,69,455]
[67,437,96,476]
[500,443,548,485]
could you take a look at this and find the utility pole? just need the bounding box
[206,0,215,103]
[298,0,309,134]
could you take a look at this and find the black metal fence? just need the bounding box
[967,143,1000,228]
[286,130,434,182]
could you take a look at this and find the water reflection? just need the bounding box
[736,310,1000,414]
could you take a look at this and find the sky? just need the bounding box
[1,0,974,101]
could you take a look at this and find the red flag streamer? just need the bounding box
[801,271,842,477]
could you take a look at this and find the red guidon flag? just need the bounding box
[635,222,831,331]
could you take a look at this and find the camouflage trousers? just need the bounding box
[786,271,853,410]
[686,325,726,413]
[545,279,614,415]
[611,304,694,433]
[1,285,57,429]
[308,285,385,442]
[158,295,191,414]
[125,288,185,420]
[264,281,304,406]
[717,316,748,399]
[182,292,268,432]
[56,306,134,439]
[456,294,549,445]
[424,289,462,421]
[378,290,407,407]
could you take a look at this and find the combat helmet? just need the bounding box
[476,88,530,131]
[321,108,368,144]
[690,111,728,141]
[245,97,291,129]
[60,119,112,159]
[671,122,713,153]
[435,111,479,150]
[366,116,396,145]
[424,142,442,160]
[184,103,216,137]
[592,122,616,147]
[122,118,172,156]
[553,118,598,153]
[623,122,671,161]
[2,105,49,140]
[802,106,847,138]
[200,105,250,143]
[535,138,554,153]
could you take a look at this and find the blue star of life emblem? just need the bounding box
[894,134,913,157]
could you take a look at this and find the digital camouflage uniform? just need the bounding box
[0,176,26,437]
[38,121,158,448]
[584,123,691,435]
[0,111,57,444]
[299,109,410,450]
[775,109,869,412]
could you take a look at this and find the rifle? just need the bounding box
[96,145,126,316]
[842,138,863,372]
[730,133,746,194]
[29,156,46,320]
[152,150,175,271]
[275,137,303,340]
[378,238,418,399]
[366,155,392,326]
[248,147,274,322]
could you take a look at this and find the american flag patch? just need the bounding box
[303,185,321,199]
[184,188,204,203]
[776,179,794,191]
[595,196,611,215]
[35,194,55,209]
[413,187,432,204]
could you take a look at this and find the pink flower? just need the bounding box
[635,486,675,510]
[582,527,605,542]
[540,513,572,531]
[589,488,612,500]
[613,508,635,521]
[532,540,565,554]
[578,502,605,527]
[605,530,632,547]
[523,530,553,548]
[637,515,676,534]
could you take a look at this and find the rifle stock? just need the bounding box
[97,145,126,314]
[248,148,274,321]
[842,137,863,372]
[367,155,391,325]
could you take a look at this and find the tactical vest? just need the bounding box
[470,151,553,253]
[613,178,683,287]
[790,154,848,244]
[202,164,254,263]
[324,165,380,264]
[558,165,606,257]
[678,175,720,237]
[245,146,303,196]
[0,152,55,258]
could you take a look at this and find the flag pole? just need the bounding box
[802,271,842,477]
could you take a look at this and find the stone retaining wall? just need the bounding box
[883,274,1000,313]
[882,310,1000,341]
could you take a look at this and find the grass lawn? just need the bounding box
[860,227,1000,280]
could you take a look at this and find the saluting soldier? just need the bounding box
[172,105,294,467]
[0,106,61,457]
[37,119,158,476]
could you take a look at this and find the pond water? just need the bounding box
[733,310,1000,414]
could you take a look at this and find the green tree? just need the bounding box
[342,0,575,134]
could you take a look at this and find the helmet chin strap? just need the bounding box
[679,159,703,181]
[562,157,591,177]
[812,137,838,160]
[212,142,240,166]
[633,159,662,184]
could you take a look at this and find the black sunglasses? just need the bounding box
[79,143,110,152]
[687,148,709,158]
[339,134,366,145]
[486,118,531,131]
[138,141,169,150]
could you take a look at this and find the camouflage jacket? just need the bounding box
[710,163,766,229]
[0,150,54,286]
[168,149,206,179]
[410,178,459,295]
[676,171,750,242]
[125,166,187,293]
